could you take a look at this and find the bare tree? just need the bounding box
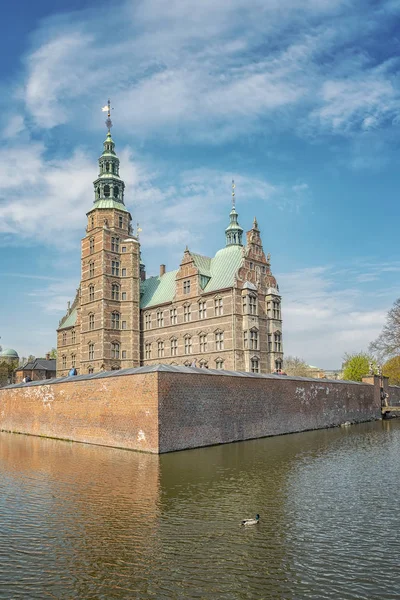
[283,356,310,377]
[369,298,400,360]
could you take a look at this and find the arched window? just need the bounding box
[88,343,94,361]
[111,284,120,300]
[111,342,120,359]
[111,312,120,329]
[89,313,95,330]
[114,186,119,198]
[104,184,110,198]
[105,162,110,172]
[96,187,100,198]
[89,285,95,302]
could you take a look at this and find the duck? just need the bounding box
[241,514,260,526]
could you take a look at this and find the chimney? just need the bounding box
[67,301,71,313]
[160,264,166,276]
[45,353,50,360]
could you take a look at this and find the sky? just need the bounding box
[0,0,400,368]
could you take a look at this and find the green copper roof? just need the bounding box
[140,270,178,309]
[59,307,77,330]
[140,245,244,308]
[203,245,243,293]
[191,253,211,277]
[0,348,19,358]
[87,199,129,213]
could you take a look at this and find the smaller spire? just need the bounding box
[252,216,259,230]
[225,180,243,247]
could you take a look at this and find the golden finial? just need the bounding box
[232,179,236,209]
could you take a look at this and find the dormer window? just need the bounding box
[183,280,191,294]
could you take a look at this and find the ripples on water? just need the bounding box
[1,421,399,599]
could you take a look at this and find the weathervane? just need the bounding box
[232,179,236,209]
[101,99,114,131]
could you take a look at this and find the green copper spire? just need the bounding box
[225,180,243,246]
[89,99,128,213]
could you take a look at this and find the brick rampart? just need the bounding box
[0,367,381,453]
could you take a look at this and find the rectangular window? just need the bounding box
[112,343,120,359]
[111,237,120,252]
[89,285,95,302]
[268,334,273,352]
[249,295,257,315]
[183,304,191,322]
[157,311,164,327]
[273,301,281,320]
[89,262,95,278]
[111,261,120,276]
[71,354,76,368]
[215,359,224,370]
[145,343,152,360]
[215,331,224,351]
[89,314,95,330]
[274,333,282,352]
[62,355,67,368]
[158,341,164,358]
[183,280,191,294]
[199,301,207,319]
[122,292,127,301]
[214,297,223,316]
[145,313,152,330]
[170,338,178,356]
[90,238,95,254]
[62,333,67,345]
[266,301,271,317]
[250,330,258,350]
[71,330,76,344]
[244,331,248,350]
[89,344,94,361]
[122,321,127,330]
[170,308,177,325]
[111,312,120,329]
[184,336,192,355]
[122,350,127,359]
[251,358,259,373]
[122,246,127,253]
[122,268,127,276]
[88,367,94,374]
[199,334,207,353]
[119,216,123,228]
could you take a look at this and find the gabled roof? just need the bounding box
[15,358,56,372]
[140,245,244,309]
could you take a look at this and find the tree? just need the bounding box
[342,352,376,382]
[47,348,57,359]
[283,356,310,377]
[382,356,400,386]
[27,355,35,362]
[370,298,400,360]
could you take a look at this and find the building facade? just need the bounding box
[57,123,283,376]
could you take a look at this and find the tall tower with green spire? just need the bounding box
[225,180,243,246]
[60,100,142,375]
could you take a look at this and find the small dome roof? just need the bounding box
[0,348,19,359]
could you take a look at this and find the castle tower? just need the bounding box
[79,101,141,373]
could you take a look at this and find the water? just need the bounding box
[1,420,399,599]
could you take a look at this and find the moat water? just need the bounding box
[1,420,399,599]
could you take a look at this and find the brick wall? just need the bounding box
[0,369,382,454]
[0,373,159,453]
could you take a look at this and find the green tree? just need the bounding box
[283,355,310,377]
[47,348,57,359]
[342,352,376,382]
[382,356,400,386]
[370,298,400,360]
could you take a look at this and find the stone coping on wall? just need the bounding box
[3,363,369,390]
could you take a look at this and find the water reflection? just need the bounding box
[1,421,400,599]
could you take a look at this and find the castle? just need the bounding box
[56,109,283,376]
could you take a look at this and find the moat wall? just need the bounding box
[0,367,383,453]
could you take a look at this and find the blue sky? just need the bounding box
[1,0,400,367]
